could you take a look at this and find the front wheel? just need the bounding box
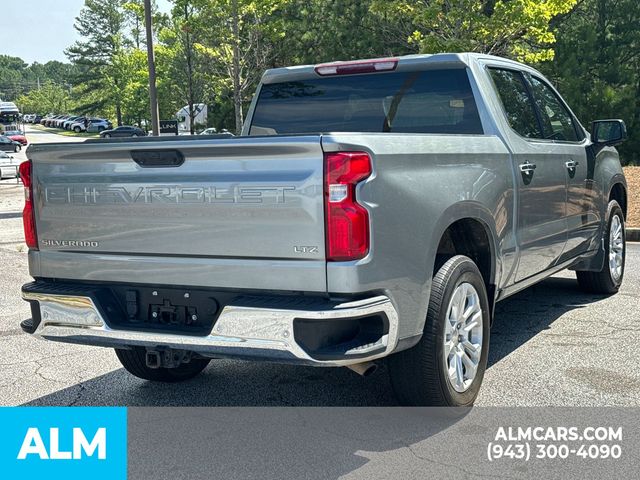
[115,347,211,382]
[103,133,111,138]
[14,145,20,152]
[388,255,490,406]
[74,126,81,133]
[576,200,625,294]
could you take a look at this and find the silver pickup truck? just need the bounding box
[19,53,628,406]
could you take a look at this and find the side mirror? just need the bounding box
[591,119,627,146]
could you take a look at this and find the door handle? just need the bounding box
[519,161,537,175]
[565,160,579,170]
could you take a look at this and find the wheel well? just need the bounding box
[435,218,495,310]
[609,183,627,220]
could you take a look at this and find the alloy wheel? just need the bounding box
[609,214,624,281]
[443,282,483,393]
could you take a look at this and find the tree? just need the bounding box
[370,0,579,63]
[66,0,128,124]
[156,0,210,134]
[274,0,415,67]
[543,0,640,164]
[0,56,29,100]
[15,82,74,115]
[123,0,147,49]
[197,0,290,134]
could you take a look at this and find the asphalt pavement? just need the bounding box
[1,126,639,407]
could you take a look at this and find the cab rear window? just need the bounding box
[249,68,483,135]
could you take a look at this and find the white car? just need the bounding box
[70,118,111,133]
[0,151,20,179]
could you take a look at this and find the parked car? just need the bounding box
[87,119,112,133]
[19,53,628,406]
[43,115,61,127]
[33,115,43,124]
[100,125,147,138]
[4,130,28,146]
[0,135,21,152]
[71,118,112,133]
[0,151,19,179]
[63,116,85,130]
[54,115,72,128]
[200,127,218,135]
[23,114,36,123]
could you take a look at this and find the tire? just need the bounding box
[103,133,111,138]
[115,347,211,382]
[576,200,625,294]
[74,126,81,133]
[14,145,20,152]
[388,255,490,406]
[131,134,138,137]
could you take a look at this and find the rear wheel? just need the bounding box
[388,255,490,406]
[576,200,625,294]
[14,145,20,152]
[115,347,211,382]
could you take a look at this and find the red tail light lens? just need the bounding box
[19,160,38,249]
[324,152,371,261]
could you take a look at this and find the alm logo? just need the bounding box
[17,427,107,460]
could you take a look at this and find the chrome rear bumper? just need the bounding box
[22,287,399,367]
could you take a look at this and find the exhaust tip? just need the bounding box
[346,362,378,377]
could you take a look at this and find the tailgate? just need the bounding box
[29,136,326,289]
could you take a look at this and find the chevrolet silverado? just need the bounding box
[19,53,628,406]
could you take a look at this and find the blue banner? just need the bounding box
[0,407,127,479]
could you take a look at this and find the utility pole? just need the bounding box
[144,0,160,136]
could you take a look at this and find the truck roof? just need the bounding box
[261,52,538,84]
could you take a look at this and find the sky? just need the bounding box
[0,0,172,65]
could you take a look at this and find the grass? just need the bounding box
[31,124,99,138]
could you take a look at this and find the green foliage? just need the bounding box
[542,0,640,164]
[0,55,77,102]
[370,0,578,62]
[66,0,129,123]
[195,0,291,133]
[7,0,638,145]
[15,82,74,115]
[155,0,211,133]
[274,0,415,66]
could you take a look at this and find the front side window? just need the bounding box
[488,68,541,139]
[525,74,581,142]
[250,68,483,135]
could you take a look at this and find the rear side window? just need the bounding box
[525,74,581,142]
[488,68,541,138]
[250,69,482,135]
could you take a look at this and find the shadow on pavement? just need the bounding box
[23,276,604,407]
[488,276,604,367]
[127,407,474,480]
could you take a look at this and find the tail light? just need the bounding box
[19,160,38,249]
[324,152,371,261]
